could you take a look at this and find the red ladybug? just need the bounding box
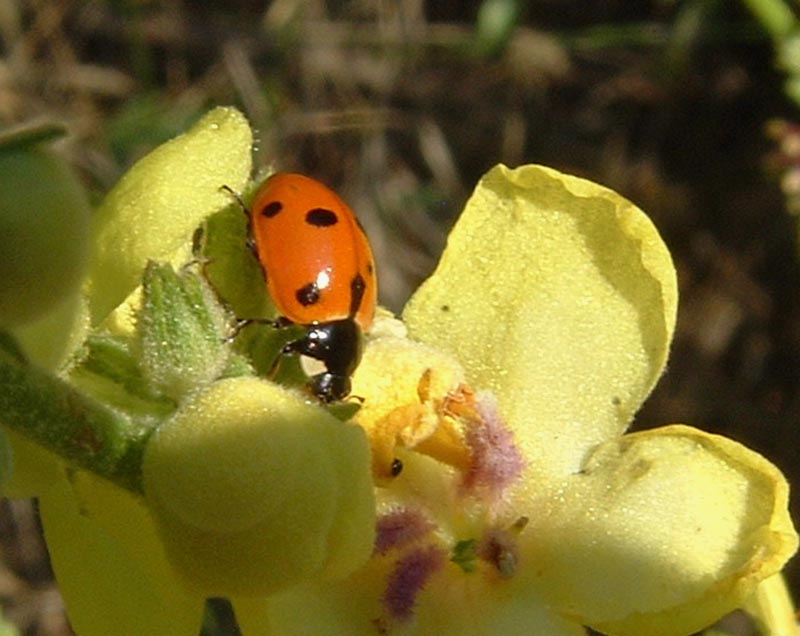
[247,173,377,402]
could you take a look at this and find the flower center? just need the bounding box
[366,370,529,626]
[368,369,525,498]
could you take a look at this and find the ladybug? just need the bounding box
[246,172,377,402]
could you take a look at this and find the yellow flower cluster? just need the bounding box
[0,109,796,636]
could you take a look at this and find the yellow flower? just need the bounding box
[2,107,375,635]
[236,165,799,636]
[1,106,796,636]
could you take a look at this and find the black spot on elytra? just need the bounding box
[296,282,321,306]
[261,201,283,218]
[306,208,338,227]
[349,273,366,317]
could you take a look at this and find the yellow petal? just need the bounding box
[38,475,203,636]
[254,564,586,636]
[524,425,798,636]
[2,428,63,498]
[142,376,375,596]
[404,164,678,481]
[11,293,89,371]
[86,107,252,323]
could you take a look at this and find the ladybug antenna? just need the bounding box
[220,185,249,216]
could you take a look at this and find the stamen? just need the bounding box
[367,373,523,494]
[368,370,472,482]
[411,417,470,471]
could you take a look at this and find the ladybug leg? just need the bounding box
[280,321,361,403]
[224,318,253,343]
[225,314,292,344]
[265,317,303,378]
[278,334,342,403]
[187,225,215,268]
[280,334,315,359]
[275,337,331,400]
[265,344,286,379]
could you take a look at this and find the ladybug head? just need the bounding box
[309,371,351,403]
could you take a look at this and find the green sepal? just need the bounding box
[195,203,274,320]
[218,349,255,380]
[138,262,232,402]
[69,334,175,419]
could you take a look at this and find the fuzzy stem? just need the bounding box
[0,332,150,493]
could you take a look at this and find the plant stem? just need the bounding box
[0,334,150,493]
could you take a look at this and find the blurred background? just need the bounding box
[1,0,800,633]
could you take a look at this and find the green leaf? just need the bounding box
[474,0,523,57]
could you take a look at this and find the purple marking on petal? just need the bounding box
[461,391,526,500]
[382,544,447,622]
[375,508,437,555]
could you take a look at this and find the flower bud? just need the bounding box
[0,144,90,327]
[143,376,375,596]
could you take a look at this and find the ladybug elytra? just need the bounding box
[246,173,377,402]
